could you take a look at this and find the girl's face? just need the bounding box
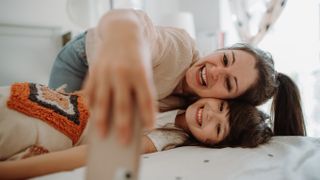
[185,49,258,99]
[185,98,230,145]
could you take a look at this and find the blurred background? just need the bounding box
[0,0,319,136]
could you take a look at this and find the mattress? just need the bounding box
[32,136,320,180]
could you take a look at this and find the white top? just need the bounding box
[145,110,190,152]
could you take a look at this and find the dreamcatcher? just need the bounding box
[229,0,287,45]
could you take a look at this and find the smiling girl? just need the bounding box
[0,83,272,179]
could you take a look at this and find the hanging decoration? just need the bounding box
[228,0,287,45]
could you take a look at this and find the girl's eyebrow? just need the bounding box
[223,124,227,139]
[223,123,229,139]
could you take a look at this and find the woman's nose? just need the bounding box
[208,66,227,82]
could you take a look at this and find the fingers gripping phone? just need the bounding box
[86,105,142,180]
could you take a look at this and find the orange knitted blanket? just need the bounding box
[7,82,89,145]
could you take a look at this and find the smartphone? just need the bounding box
[86,105,142,180]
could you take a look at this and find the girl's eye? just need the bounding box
[219,101,224,112]
[217,124,221,135]
[223,54,228,66]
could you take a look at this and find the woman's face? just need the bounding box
[185,49,258,99]
[185,98,230,145]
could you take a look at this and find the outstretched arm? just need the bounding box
[83,9,157,145]
[0,145,87,180]
[0,136,156,179]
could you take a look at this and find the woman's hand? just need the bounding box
[83,10,157,144]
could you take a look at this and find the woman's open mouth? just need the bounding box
[199,65,207,87]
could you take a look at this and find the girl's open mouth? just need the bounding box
[196,107,203,126]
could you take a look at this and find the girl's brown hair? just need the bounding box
[210,100,273,148]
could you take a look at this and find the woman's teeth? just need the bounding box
[197,108,203,126]
[199,66,207,86]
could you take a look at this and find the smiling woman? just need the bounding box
[184,49,258,99]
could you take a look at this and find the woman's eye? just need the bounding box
[225,77,232,92]
[223,54,228,66]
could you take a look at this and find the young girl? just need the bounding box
[0,82,272,179]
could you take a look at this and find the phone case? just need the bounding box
[86,106,142,180]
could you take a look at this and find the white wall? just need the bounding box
[179,0,220,55]
[0,0,84,86]
[144,0,180,24]
[0,25,61,85]
[0,0,82,32]
[179,0,220,34]
[145,0,220,34]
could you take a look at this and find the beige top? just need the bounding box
[85,10,200,111]
[0,84,190,160]
[0,84,186,160]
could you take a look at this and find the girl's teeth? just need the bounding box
[197,108,203,126]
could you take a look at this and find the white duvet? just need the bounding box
[33,136,320,180]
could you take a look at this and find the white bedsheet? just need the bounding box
[33,136,320,180]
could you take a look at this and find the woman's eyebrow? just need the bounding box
[234,77,238,93]
[224,51,238,93]
[231,51,236,65]
[230,51,239,93]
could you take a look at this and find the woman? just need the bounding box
[48,9,305,144]
[0,82,272,179]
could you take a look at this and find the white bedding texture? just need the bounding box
[33,136,320,180]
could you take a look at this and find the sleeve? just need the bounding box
[154,109,180,126]
[145,110,188,152]
[146,127,189,152]
[132,10,199,67]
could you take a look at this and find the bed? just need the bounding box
[31,136,320,180]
